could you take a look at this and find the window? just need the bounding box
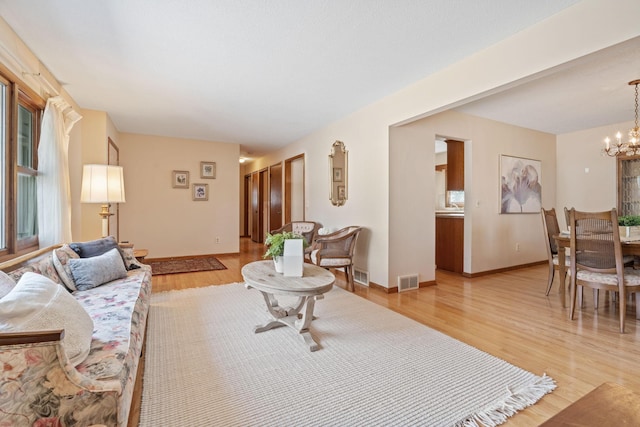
[0,73,43,260]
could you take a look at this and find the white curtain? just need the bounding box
[37,96,82,247]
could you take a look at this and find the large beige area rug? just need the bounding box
[140,283,555,426]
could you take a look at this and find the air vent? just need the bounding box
[353,268,369,286]
[398,274,419,292]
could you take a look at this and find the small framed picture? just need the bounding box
[172,170,189,188]
[333,167,343,182]
[200,161,216,179]
[192,183,209,201]
[338,185,346,200]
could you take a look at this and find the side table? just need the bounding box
[133,249,148,263]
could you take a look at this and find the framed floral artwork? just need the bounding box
[500,155,542,214]
[200,161,216,179]
[192,183,209,201]
[172,170,189,188]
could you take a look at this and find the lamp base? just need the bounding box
[98,204,113,238]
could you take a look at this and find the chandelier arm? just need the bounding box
[603,79,640,157]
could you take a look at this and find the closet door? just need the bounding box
[251,172,262,242]
[269,163,283,232]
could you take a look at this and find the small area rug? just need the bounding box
[140,283,555,426]
[147,256,226,275]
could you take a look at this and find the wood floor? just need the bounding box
[131,237,640,426]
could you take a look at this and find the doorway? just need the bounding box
[244,155,305,243]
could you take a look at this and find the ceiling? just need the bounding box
[0,1,636,158]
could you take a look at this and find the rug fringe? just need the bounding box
[456,374,556,427]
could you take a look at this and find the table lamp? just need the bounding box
[80,164,126,238]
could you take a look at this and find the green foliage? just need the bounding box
[618,215,640,226]
[263,231,308,258]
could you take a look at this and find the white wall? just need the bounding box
[118,133,240,258]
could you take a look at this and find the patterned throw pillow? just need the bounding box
[52,244,80,291]
[0,270,16,299]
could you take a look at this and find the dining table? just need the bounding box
[553,233,640,307]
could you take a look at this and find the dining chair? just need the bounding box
[564,206,572,231]
[271,221,322,257]
[568,208,640,333]
[540,208,570,296]
[309,226,362,291]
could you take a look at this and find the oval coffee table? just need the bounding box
[242,260,335,352]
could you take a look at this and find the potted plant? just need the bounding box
[618,215,640,238]
[263,231,308,273]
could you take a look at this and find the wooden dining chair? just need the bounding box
[541,208,570,295]
[564,206,572,231]
[568,208,640,333]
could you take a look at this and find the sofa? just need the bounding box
[0,237,151,427]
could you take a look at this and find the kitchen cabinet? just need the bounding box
[435,215,463,273]
[446,140,464,191]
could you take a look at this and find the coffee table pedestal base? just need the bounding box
[247,284,323,352]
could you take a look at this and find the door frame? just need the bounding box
[284,154,305,222]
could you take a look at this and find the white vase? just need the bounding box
[620,226,640,238]
[273,256,284,273]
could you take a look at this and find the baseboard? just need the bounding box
[367,279,436,294]
[461,260,547,278]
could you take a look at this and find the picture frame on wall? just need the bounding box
[172,170,189,188]
[333,167,343,182]
[200,161,216,179]
[192,183,209,201]
[500,154,542,214]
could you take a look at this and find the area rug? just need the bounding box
[140,283,555,426]
[147,256,226,275]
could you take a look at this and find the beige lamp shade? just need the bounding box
[81,164,126,203]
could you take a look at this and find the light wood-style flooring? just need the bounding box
[131,237,640,426]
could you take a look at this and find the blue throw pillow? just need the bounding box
[68,248,128,291]
[70,236,119,258]
[70,236,137,270]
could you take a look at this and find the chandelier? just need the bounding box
[604,79,640,157]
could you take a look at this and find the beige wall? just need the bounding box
[0,1,638,282]
[390,110,556,283]
[117,133,240,258]
[246,0,639,288]
[556,120,631,227]
[78,110,111,240]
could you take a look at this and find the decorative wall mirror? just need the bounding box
[329,140,348,206]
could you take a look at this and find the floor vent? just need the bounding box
[398,274,419,292]
[353,268,369,286]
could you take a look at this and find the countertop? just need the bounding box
[436,210,464,218]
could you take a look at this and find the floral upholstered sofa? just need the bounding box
[0,237,151,427]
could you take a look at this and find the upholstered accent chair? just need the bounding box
[541,208,570,296]
[568,208,640,333]
[310,226,362,292]
[271,221,322,256]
